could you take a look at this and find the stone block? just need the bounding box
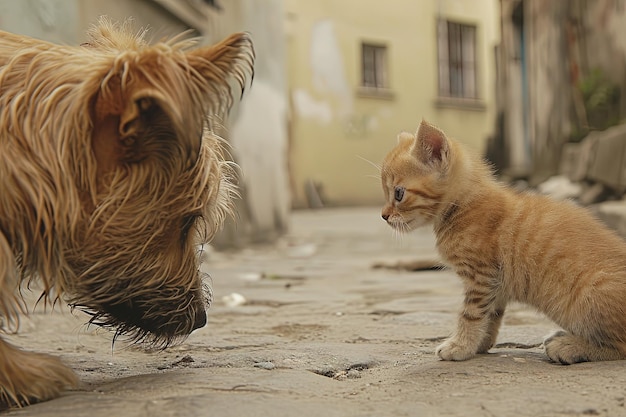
[591,200,626,239]
[587,124,626,191]
[559,131,600,182]
[578,182,611,205]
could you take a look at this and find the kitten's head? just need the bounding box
[381,120,454,232]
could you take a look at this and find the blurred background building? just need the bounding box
[286,0,499,207]
[494,0,626,186]
[4,0,626,243]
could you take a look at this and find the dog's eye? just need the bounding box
[181,213,201,243]
[394,186,405,202]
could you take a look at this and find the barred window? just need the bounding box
[361,43,388,89]
[437,20,477,99]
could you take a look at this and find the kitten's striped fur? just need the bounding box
[381,120,626,364]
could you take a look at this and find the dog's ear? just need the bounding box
[91,75,194,176]
[90,32,254,177]
[186,32,255,113]
[117,90,185,162]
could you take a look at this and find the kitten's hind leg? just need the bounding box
[544,330,626,364]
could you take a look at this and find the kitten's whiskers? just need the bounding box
[357,155,382,173]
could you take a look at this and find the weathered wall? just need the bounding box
[213,0,291,246]
[0,0,190,42]
[580,1,626,87]
[525,1,573,180]
[495,0,530,176]
[497,0,626,181]
[0,0,290,247]
[0,0,80,41]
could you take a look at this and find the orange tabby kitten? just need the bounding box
[381,120,626,364]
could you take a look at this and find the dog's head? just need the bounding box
[51,19,255,347]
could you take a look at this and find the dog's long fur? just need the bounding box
[0,18,254,408]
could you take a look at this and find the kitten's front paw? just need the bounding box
[436,338,476,361]
[544,330,588,365]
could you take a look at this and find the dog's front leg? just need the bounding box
[0,337,78,409]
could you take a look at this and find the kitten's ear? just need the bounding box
[413,120,450,169]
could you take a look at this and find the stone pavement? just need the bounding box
[5,207,626,417]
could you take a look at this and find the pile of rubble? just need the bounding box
[536,123,626,238]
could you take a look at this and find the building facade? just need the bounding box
[286,0,500,207]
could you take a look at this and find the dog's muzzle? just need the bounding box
[192,308,207,331]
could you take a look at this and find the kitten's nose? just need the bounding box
[382,214,390,221]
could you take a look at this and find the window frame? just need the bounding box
[358,41,393,99]
[361,42,388,89]
[437,19,479,101]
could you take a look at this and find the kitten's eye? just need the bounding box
[394,186,405,202]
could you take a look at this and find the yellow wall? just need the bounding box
[286,0,500,207]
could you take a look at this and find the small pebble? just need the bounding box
[347,369,361,379]
[287,243,317,258]
[254,361,276,370]
[239,272,263,281]
[222,292,246,307]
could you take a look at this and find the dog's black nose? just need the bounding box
[192,309,207,330]
[382,214,390,221]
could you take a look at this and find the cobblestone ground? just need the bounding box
[5,207,626,417]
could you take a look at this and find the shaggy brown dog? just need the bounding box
[0,18,253,408]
